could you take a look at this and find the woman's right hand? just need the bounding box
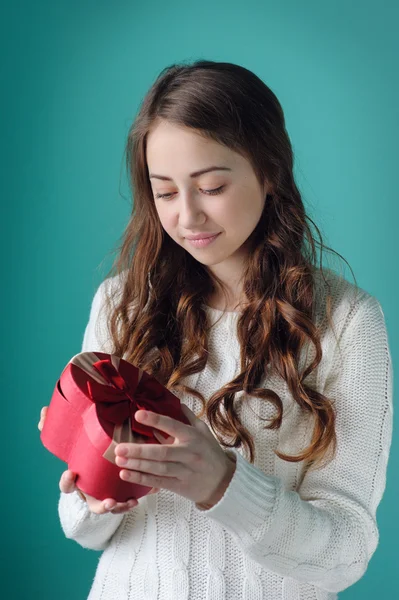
[38,406,160,515]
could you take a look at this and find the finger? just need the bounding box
[116,456,184,479]
[152,429,175,445]
[59,470,77,493]
[180,403,212,437]
[119,468,177,490]
[101,497,116,510]
[109,499,138,514]
[102,496,136,509]
[110,502,138,514]
[38,407,48,431]
[135,410,193,442]
[179,403,198,425]
[115,441,187,463]
[88,498,117,515]
[152,429,170,444]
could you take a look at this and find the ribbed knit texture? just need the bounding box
[58,268,393,599]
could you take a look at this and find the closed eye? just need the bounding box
[155,185,225,200]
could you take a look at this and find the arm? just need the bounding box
[194,295,393,593]
[58,277,125,551]
[58,487,124,551]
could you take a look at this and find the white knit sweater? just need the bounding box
[58,268,393,600]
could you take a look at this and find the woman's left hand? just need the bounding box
[114,404,236,508]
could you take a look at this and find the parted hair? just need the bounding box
[101,59,357,472]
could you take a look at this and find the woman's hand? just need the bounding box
[38,406,159,515]
[58,469,141,514]
[114,404,237,508]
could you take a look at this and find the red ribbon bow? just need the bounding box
[87,358,165,441]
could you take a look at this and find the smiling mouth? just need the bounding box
[185,232,222,247]
[185,232,221,240]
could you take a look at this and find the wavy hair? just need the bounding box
[102,59,358,472]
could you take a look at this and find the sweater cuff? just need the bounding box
[59,490,123,528]
[193,448,280,541]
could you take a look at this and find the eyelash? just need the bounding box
[154,185,225,200]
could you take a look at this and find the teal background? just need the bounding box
[2,0,397,598]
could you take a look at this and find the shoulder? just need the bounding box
[298,268,392,396]
[83,271,128,351]
[100,270,128,296]
[93,270,128,310]
[310,267,389,369]
[312,266,378,330]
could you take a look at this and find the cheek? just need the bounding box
[225,196,263,237]
[157,210,183,242]
[156,206,173,232]
[224,198,251,225]
[163,217,176,236]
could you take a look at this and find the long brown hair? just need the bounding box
[101,59,358,472]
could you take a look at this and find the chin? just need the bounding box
[191,252,229,267]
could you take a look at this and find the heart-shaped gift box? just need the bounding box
[40,351,191,502]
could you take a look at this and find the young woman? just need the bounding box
[38,60,393,600]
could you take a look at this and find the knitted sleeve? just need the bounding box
[193,294,393,594]
[58,278,126,551]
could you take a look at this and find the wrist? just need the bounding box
[77,488,87,502]
[196,450,237,510]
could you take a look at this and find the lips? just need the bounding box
[185,233,221,240]
[186,233,221,248]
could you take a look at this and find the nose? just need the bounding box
[177,192,207,230]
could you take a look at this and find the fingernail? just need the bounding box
[116,446,128,456]
[136,410,148,421]
[105,502,113,510]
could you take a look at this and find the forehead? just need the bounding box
[146,120,236,170]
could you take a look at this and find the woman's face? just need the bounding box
[146,120,270,286]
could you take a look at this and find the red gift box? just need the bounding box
[40,351,191,502]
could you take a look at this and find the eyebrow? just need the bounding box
[148,166,232,181]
